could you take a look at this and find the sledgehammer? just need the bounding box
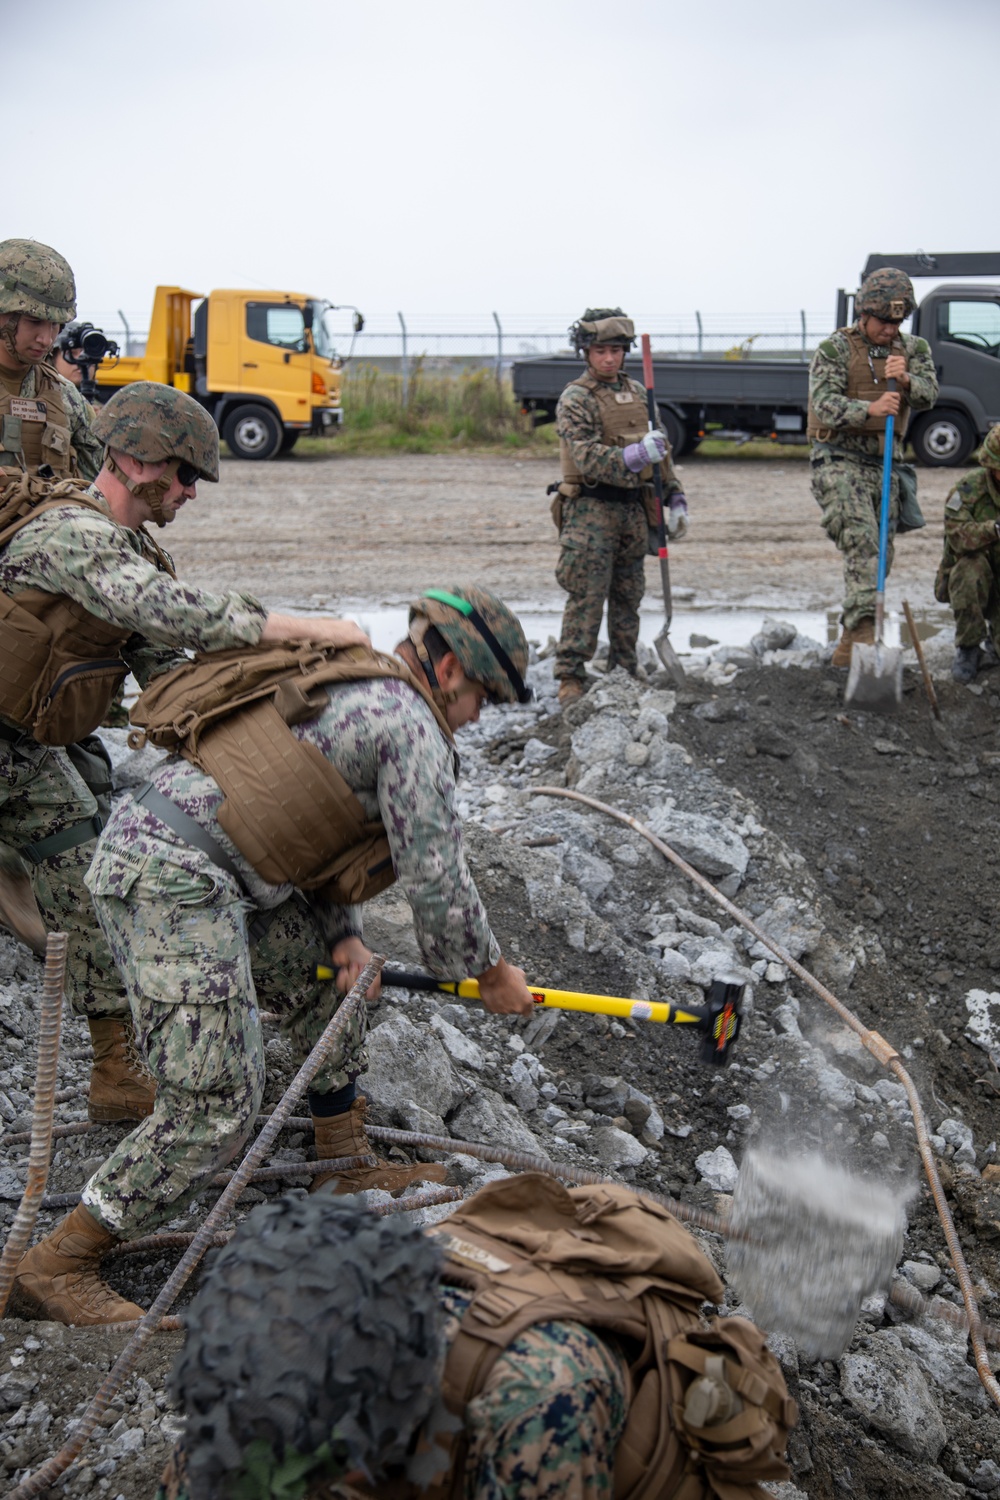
[315,965,742,1066]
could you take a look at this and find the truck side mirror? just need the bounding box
[302,304,314,330]
[353,312,365,334]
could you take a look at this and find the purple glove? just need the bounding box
[667,493,689,539]
[622,430,667,472]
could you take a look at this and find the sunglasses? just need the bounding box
[176,460,201,487]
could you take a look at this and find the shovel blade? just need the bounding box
[654,625,687,686]
[844,642,903,711]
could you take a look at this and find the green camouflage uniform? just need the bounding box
[0,488,265,1022]
[555,374,681,682]
[155,1285,628,1500]
[82,675,500,1240]
[809,328,937,629]
[936,465,1000,648]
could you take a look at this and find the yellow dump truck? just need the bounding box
[96,286,363,459]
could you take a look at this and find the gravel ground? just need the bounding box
[2,453,999,1500]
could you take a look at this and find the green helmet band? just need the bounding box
[423,588,531,703]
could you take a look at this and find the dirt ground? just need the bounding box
[4,451,998,1499]
[165,448,961,616]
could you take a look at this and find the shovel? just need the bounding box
[844,381,903,710]
[640,334,686,686]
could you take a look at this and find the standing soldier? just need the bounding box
[935,423,1000,683]
[10,587,535,1326]
[0,238,104,482]
[552,308,687,706]
[0,381,367,1126]
[808,267,938,667]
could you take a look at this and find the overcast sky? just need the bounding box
[9,0,998,340]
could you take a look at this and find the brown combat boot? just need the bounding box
[10,1203,146,1325]
[0,846,47,957]
[831,617,875,669]
[310,1097,448,1195]
[557,679,585,707]
[88,1017,157,1124]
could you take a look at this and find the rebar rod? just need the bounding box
[7,954,383,1499]
[535,785,1000,1410]
[39,1153,379,1209]
[0,934,68,1317]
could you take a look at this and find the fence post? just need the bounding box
[397,311,408,404]
[800,309,807,361]
[491,311,503,393]
[117,309,132,358]
[695,311,703,357]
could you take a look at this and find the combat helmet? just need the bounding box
[409,586,532,705]
[855,268,916,323]
[977,423,1000,471]
[570,306,636,354]
[93,381,219,526]
[0,239,77,324]
[170,1194,445,1500]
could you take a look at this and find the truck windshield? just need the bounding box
[311,302,339,362]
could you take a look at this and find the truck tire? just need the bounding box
[661,409,686,458]
[222,404,283,460]
[910,410,976,467]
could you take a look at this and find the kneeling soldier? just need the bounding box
[11,587,536,1326]
[156,1181,797,1500]
[936,423,1000,684]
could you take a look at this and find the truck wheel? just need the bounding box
[222,404,283,460]
[661,410,686,457]
[279,430,300,453]
[910,410,976,467]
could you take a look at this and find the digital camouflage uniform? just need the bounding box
[555,375,681,682]
[936,429,1000,650]
[0,489,265,1023]
[156,1285,628,1500]
[809,328,937,631]
[83,675,501,1240]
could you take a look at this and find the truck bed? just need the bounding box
[511,355,810,409]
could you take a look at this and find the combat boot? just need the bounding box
[557,679,585,707]
[952,645,981,684]
[830,618,875,670]
[980,638,1000,671]
[311,1096,448,1195]
[88,1017,157,1123]
[0,845,47,957]
[10,1203,146,1325]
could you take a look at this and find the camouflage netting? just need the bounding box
[171,1192,445,1500]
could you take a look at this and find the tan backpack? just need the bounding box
[414,1173,796,1500]
[129,641,455,900]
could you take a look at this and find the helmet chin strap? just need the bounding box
[408,618,461,708]
[105,452,179,528]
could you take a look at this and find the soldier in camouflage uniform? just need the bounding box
[155,1188,792,1500]
[553,309,686,706]
[0,382,368,1131]
[808,267,939,667]
[11,588,535,1327]
[935,424,1000,683]
[0,239,104,482]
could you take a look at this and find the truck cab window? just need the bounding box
[939,300,1000,356]
[246,302,308,353]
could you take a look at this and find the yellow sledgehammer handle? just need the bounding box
[315,965,701,1026]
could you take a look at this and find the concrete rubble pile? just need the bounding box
[0,626,998,1497]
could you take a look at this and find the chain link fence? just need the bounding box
[84,309,833,368]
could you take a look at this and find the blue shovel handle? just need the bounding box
[876,381,897,597]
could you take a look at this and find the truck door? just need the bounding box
[933,294,1000,430]
[238,300,313,423]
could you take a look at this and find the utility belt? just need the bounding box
[580,480,642,504]
[812,442,924,533]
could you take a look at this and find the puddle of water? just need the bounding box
[292,603,956,655]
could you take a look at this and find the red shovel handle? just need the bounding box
[641,332,654,391]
